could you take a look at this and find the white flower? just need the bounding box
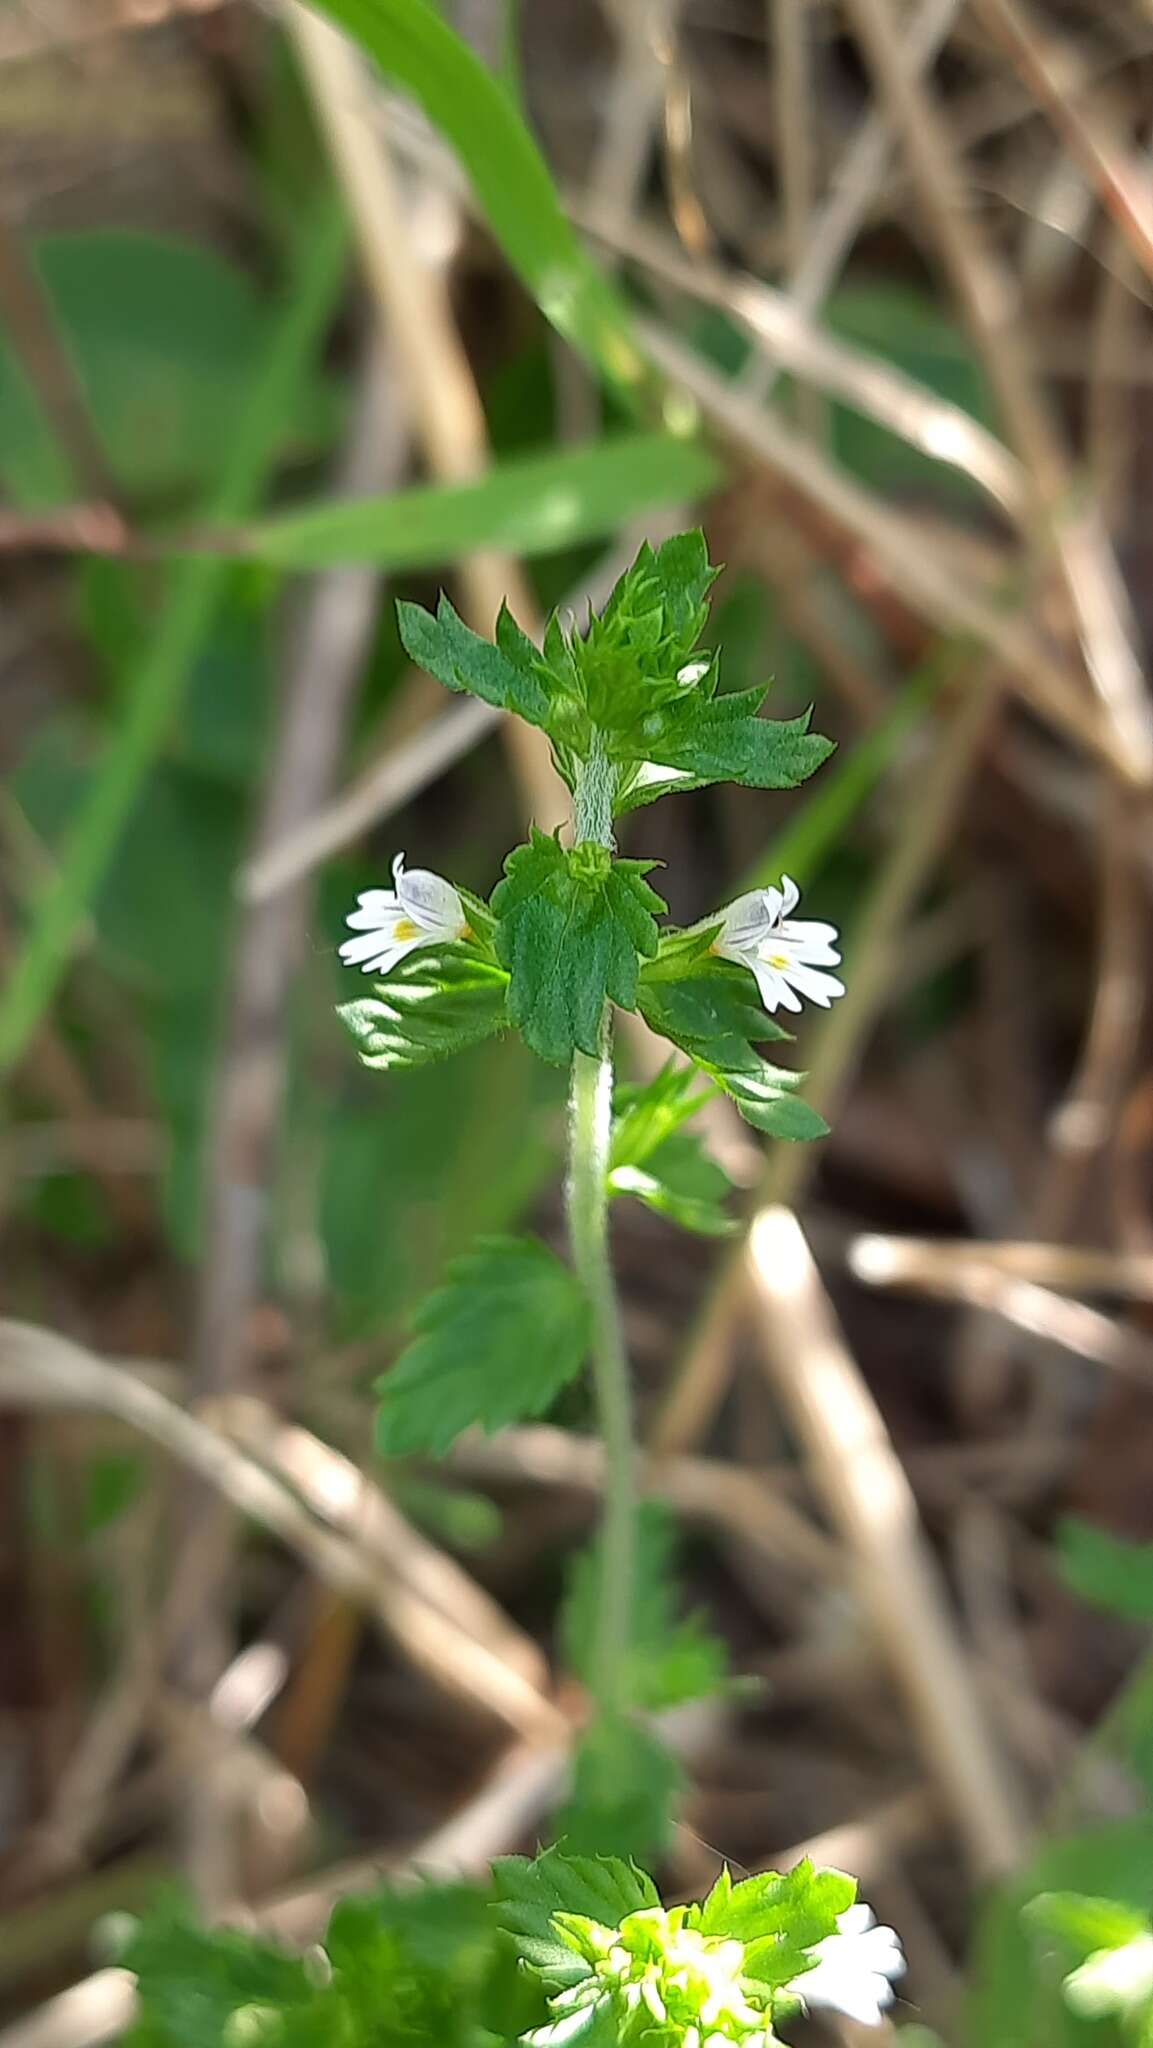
[714,874,845,1015]
[339,853,468,976]
[784,1903,905,2028]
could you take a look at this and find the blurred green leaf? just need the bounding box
[609,1065,735,1234]
[246,433,720,568]
[0,232,337,507]
[827,283,993,502]
[555,1716,682,1862]
[609,1063,715,1171]
[300,0,647,396]
[562,1501,729,1714]
[375,1235,590,1456]
[1059,1520,1153,1624]
[0,205,348,1082]
[84,1453,146,1535]
[971,1822,1153,2048]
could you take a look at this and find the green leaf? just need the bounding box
[555,1717,682,1863]
[492,832,665,1064]
[638,947,789,1065]
[1058,1519,1153,1623]
[608,1131,737,1236]
[0,206,348,1082]
[123,1907,315,2047]
[300,0,648,395]
[698,1860,857,1992]
[562,1502,729,1713]
[970,1820,1153,2048]
[1027,1892,1151,1961]
[492,1845,658,1986]
[608,1064,736,1234]
[244,433,720,568]
[621,690,834,803]
[609,1062,716,1171]
[397,592,556,731]
[375,1236,590,1456]
[337,950,510,1072]
[706,1064,830,1142]
[0,232,336,507]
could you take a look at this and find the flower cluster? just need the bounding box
[342,860,844,1023]
[529,1897,903,2046]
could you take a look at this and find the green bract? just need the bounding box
[396,533,833,813]
[491,831,666,1064]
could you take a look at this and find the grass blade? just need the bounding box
[300,0,649,397]
[237,433,719,568]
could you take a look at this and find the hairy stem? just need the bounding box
[567,744,636,1716]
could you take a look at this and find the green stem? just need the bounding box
[567,745,636,1718]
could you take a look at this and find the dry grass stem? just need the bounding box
[746,1208,1026,1876]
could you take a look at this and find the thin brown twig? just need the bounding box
[972,0,1153,285]
[582,215,1027,517]
[635,320,1133,782]
[176,347,405,1905]
[0,1323,564,1743]
[288,5,566,830]
[838,0,1153,785]
[652,667,1001,1456]
[848,1233,1153,1299]
[746,1206,1026,1876]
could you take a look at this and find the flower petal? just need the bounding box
[396,864,467,936]
[753,962,802,1013]
[779,874,801,918]
[345,894,402,931]
[780,962,845,1008]
[338,928,426,974]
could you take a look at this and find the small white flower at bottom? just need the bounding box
[783,1903,905,2028]
[339,853,468,976]
[714,873,845,1016]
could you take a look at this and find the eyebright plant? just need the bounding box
[123,1851,904,2046]
[338,532,849,1859]
[119,536,896,2045]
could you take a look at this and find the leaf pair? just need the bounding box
[397,532,833,815]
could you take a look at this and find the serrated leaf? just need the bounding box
[635,689,834,795]
[562,1502,729,1713]
[337,950,509,1072]
[698,1859,857,1989]
[376,1237,589,1457]
[1058,1518,1153,1623]
[492,832,665,1064]
[397,593,556,732]
[554,1717,682,1863]
[638,949,789,1065]
[706,1064,830,1142]
[492,1846,658,1986]
[609,1065,735,1234]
